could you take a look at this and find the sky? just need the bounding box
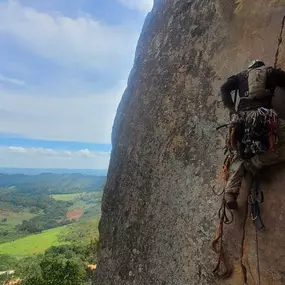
[0,0,153,170]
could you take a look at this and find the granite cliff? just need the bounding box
[96,1,285,284]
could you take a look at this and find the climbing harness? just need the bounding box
[216,108,278,161]
[223,108,279,159]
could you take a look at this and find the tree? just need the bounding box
[29,207,39,214]
[0,254,18,270]
[18,256,44,285]
[19,245,87,285]
[40,256,86,285]
[17,220,42,234]
[86,239,99,264]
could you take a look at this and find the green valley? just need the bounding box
[0,225,69,257]
[0,172,104,284]
[0,216,99,257]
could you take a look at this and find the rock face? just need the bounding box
[95,1,285,284]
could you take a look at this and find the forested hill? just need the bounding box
[0,173,106,194]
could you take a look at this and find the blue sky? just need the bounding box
[0,0,153,169]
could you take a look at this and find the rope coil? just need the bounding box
[211,197,233,279]
[211,152,234,279]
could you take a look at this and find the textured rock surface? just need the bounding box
[96,1,285,284]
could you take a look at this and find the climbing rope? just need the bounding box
[274,15,285,68]
[255,226,261,285]
[212,196,233,279]
[250,175,264,284]
[240,174,264,285]
[240,190,249,285]
[212,153,234,279]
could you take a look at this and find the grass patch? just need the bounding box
[69,199,90,210]
[83,204,101,218]
[0,216,100,258]
[1,211,36,227]
[59,216,100,244]
[51,193,81,201]
[0,209,39,244]
[0,225,69,257]
[68,191,103,211]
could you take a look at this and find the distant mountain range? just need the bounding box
[0,168,108,176]
[0,171,107,194]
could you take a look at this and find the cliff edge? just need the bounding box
[96,1,285,284]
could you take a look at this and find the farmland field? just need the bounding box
[0,216,100,258]
[0,207,39,243]
[0,225,69,257]
[0,210,36,227]
[51,193,81,201]
[68,191,103,211]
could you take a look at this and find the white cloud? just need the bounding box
[8,146,27,153]
[0,1,139,70]
[77,149,92,157]
[0,1,150,148]
[117,0,153,12]
[0,146,111,169]
[0,74,26,86]
[0,80,125,143]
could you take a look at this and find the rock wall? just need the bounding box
[95,1,285,284]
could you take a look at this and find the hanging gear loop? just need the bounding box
[248,175,265,231]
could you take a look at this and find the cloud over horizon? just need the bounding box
[0,80,126,143]
[0,0,152,169]
[0,145,110,169]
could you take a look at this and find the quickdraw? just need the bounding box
[248,175,265,231]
